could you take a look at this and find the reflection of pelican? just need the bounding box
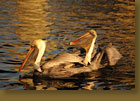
[19,30,122,78]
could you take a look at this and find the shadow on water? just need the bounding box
[0,0,135,90]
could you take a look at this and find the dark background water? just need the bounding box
[0,0,135,90]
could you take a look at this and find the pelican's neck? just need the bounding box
[34,44,46,72]
[84,36,97,65]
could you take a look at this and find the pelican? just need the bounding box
[19,30,122,78]
[70,30,122,67]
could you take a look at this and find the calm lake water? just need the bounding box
[0,0,135,90]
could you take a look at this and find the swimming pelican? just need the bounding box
[19,30,122,78]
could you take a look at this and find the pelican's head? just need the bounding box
[31,39,47,50]
[70,30,97,47]
[19,39,47,72]
[70,30,97,65]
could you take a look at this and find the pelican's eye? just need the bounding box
[89,32,95,37]
[31,45,36,48]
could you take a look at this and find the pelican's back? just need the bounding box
[42,53,83,70]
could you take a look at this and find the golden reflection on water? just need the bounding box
[9,0,66,64]
[14,0,51,41]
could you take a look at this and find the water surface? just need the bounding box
[0,0,135,90]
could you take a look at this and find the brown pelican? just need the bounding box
[70,30,122,67]
[19,30,122,78]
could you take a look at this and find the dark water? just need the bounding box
[0,0,135,90]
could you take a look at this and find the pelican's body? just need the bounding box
[19,30,122,78]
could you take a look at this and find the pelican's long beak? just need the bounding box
[70,30,97,51]
[19,47,35,72]
[70,30,97,65]
[70,32,91,46]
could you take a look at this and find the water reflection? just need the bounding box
[14,0,51,41]
[19,73,97,90]
[0,0,135,90]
